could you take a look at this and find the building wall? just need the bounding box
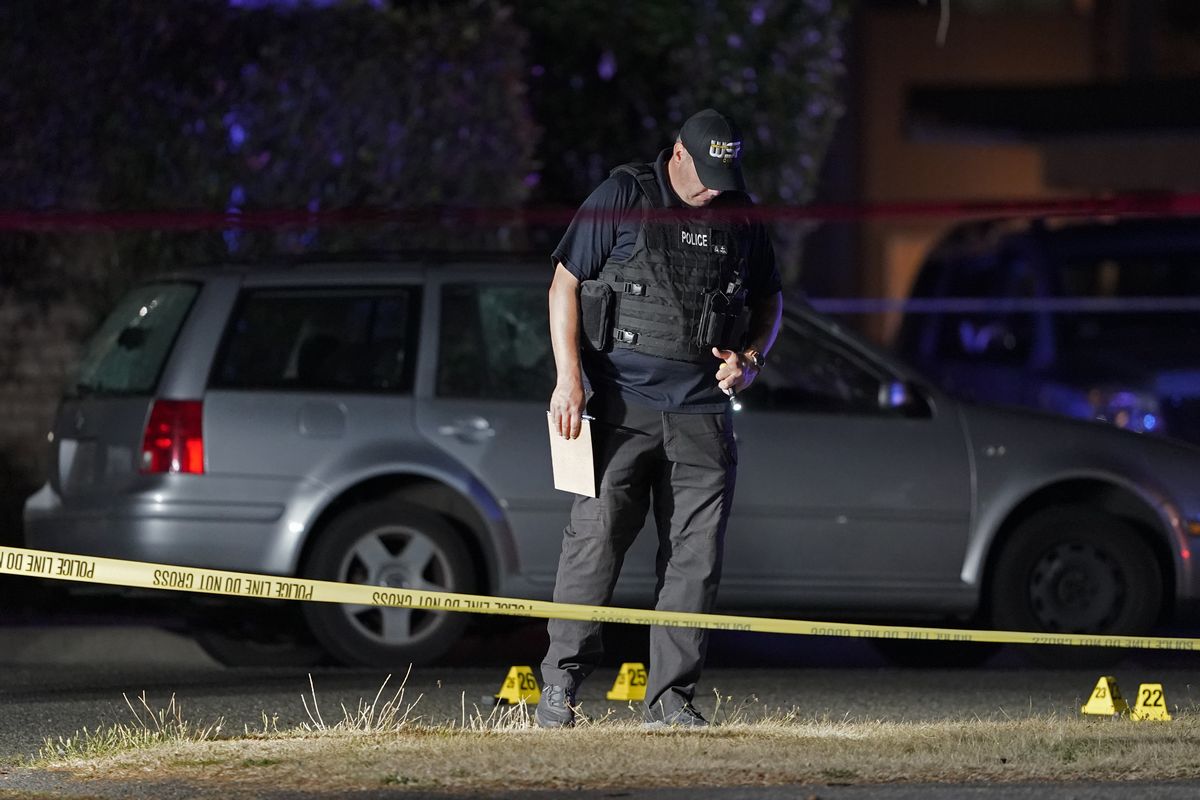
[857,6,1093,340]
[0,294,91,545]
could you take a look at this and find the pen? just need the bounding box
[546,411,596,421]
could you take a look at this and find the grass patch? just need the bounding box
[35,717,1200,791]
[37,692,222,762]
[26,672,1200,793]
[167,757,225,768]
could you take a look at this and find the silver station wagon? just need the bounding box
[23,257,1200,667]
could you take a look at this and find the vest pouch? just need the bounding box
[580,280,615,352]
[697,290,750,351]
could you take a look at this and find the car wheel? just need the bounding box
[301,499,476,668]
[187,598,329,667]
[989,506,1162,665]
[194,619,328,668]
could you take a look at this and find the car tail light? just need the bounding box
[140,400,205,474]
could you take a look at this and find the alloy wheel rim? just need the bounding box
[1027,541,1125,633]
[335,525,454,646]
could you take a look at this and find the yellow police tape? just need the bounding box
[0,544,1196,651]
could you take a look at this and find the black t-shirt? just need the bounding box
[552,149,781,412]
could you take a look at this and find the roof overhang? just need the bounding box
[905,79,1200,190]
[906,78,1200,143]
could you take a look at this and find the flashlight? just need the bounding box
[726,388,743,412]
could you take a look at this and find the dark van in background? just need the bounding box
[894,217,1200,446]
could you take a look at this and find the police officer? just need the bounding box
[538,109,783,729]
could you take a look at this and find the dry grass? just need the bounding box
[37,691,224,763]
[29,674,1200,793]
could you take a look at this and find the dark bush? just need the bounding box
[0,0,537,307]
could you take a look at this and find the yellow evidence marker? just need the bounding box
[1080,676,1129,716]
[494,665,541,705]
[1131,683,1172,721]
[606,662,648,701]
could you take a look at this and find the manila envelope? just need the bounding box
[546,412,597,497]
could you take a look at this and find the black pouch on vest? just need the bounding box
[697,290,750,351]
[579,280,615,352]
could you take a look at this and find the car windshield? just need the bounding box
[70,282,199,397]
[1054,255,1200,353]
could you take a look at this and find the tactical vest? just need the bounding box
[593,162,752,365]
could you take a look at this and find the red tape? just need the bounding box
[3,192,1200,232]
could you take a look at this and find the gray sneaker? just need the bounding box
[535,684,576,729]
[643,703,709,730]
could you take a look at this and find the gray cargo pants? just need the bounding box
[540,395,737,717]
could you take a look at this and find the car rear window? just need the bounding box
[71,281,200,397]
[211,287,421,392]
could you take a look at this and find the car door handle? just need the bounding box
[437,416,496,443]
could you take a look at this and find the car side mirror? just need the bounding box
[878,380,912,410]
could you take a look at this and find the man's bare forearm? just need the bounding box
[549,263,582,385]
[747,291,783,356]
[548,262,585,437]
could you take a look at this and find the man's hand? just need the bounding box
[550,379,586,439]
[712,347,758,394]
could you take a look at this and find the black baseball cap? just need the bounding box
[678,108,746,192]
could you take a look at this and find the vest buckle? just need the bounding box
[623,282,646,297]
[614,329,639,345]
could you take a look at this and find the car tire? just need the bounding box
[194,620,328,668]
[989,506,1163,666]
[301,499,476,668]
